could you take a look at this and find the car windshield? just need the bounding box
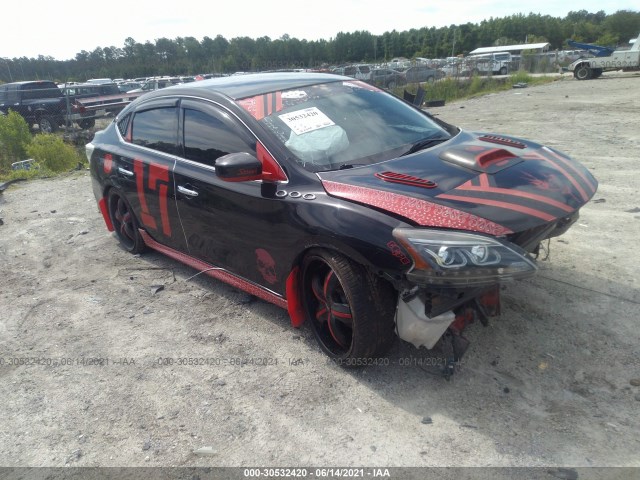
[237,80,453,172]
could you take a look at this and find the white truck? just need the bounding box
[569,33,640,80]
[465,52,512,76]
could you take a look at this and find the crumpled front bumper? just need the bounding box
[394,285,501,351]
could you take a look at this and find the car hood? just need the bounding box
[318,130,598,235]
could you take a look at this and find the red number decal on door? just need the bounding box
[134,159,172,237]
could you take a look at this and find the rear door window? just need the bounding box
[131,106,178,155]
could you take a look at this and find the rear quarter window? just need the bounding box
[20,83,62,100]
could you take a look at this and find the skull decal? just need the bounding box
[255,248,277,285]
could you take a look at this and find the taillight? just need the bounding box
[71,101,86,113]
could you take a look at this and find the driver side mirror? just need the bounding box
[216,152,263,182]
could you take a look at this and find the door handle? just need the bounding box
[177,185,199,197]
[118,167,134,177]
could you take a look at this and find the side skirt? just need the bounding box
[139,229,288,310]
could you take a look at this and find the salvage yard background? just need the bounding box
[1,72,639,468]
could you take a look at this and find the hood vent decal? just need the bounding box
[479,135,526,149]
[375,171,437,189]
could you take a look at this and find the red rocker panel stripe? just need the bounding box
[139,230,288,310]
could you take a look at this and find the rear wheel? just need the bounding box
[78,118,95,129]
[387,80,397,89]
[574,64,592,80]
[108,190,146,254]
[38,115,58,133]
[301,250,396,366]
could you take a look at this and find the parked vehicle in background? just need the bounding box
[466,52,512,75]
[0,80,68,132]
[128,77,181,93]
[440,58,466,77]
[369,68,406,89]
[400,65,443,84]
[117,81,142,93]
[569,33,640,80]
[61,82,131,129]
[87,78,114,85]
[63,83,120,97]
[388,57,411,69]
[331,65,371,81]
[60,82,121,129]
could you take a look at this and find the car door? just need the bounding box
[115,99,186,252]
[173,99,289,288]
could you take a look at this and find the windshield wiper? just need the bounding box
[338,163,365,170]
[400,137,450,156]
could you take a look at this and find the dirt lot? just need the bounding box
[1,72,639,472]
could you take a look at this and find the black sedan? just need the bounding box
[86,72,597,367]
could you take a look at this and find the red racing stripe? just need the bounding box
[523,151,589,202]
[543,147,598,194]
[437,193,557,221]
[478,173,490,187]
[456,184,575,213]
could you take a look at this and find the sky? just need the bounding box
[0,0,637,60]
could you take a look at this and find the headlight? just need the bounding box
[393,228,537,286]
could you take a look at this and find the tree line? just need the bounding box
[1,9,638,83]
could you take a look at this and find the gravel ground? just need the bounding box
[0,72,639,474]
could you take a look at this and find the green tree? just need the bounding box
[0,111,31,173]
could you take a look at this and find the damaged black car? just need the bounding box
[86,72,597,368]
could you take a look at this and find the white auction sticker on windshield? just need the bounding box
[279,107,334,135]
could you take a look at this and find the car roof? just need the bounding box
[141,72,347,101]
[1,80,58,87]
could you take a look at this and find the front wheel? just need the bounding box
[499,66,508,75]
[387,80,397,89]
[301,250,396,365]
[108,190,146,254]
[574,64,592,80]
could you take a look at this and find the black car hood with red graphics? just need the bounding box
[318,130,598,235]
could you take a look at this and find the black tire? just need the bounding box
[38,115,58,133]
[574,64,592,80]
[78,118,95,129]
[301,249,396,365]
[108,189,146,254]
[387,80,397,89]
[499,66,508,75]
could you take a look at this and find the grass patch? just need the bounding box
[416,72,558,104]
[0,164,56,183]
